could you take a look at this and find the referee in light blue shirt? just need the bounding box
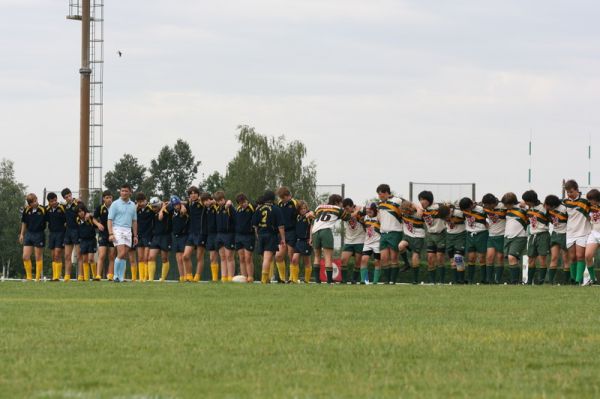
[107,183,138,282]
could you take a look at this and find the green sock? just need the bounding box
[570,263,577,281]
[452,268,458,283]
[588,266,596,282]
[538,268,547,284]
[563,269,571,284]
[313,266,321,283]
[467,264,476,283]
[353,270,360,283]
[373,269,382,284]
[576,261,586,284]
[360,268,368,283]
[510,267,519,284]
[412,267,419,284]
[527,267,535,285]
[495,266,504,284]
[428,269,436,284]
[548,268,557,284]
[480,265,487,283]
[485,265,494,283]
[341,269,349,283]
[438,266,446,284]
[389,265,399,284]
[458,270,465,284]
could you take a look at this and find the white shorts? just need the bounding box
[586,230,600,245]
[113,226,132,247]
[362,241,380,254]
[566,235,587,249]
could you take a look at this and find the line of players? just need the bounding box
[18,179,600,285]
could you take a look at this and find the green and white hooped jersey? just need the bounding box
[549,205,568,234]
[563,196,591,238]
[343,215,366,244]
[527,203,550,234]
[423,203,446,234]
[463,205,488,234]
[363,215,381,247]
[590,206,600,233]
[505,206,529,239]
[311,205,349,234]
[484,203,506,237]
[446,209,466,234]
[377,197,403,233]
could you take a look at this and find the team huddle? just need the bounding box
[18,179,600,286]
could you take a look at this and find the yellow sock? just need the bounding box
[83,262,90,281]
[261,272,269,284]
[139,262,147,282]
[269,262,275,280]
[186,273,193,282]
[57,262,63,280]
[24,260,32,280]
[50,262,56,280]
[35,260,43,281]
[131,265,138,281]
[160,262,170,281]
[77,275,84,281]
[90,263,96,279]
[179,276,185,282]
[107,273,114,281]
[211,263,219,282]
[147,261,156,281]
[64,274,70,282]
[193,273,200,282]
[276,261,286,281]
[304,266,312,283]
[290,264,300,282]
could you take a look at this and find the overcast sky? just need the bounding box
[1,0,599,204]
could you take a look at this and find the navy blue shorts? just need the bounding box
[150,234,172,251]
[173,235,187,252]
[185,232,207,248]
[24,231,45,248]
[235,234,255,251]
[48,231,65,249]
[216,233,235,250]
[98,235,114,248]
[294,239,312,256]
[285,230,297,246]
[137,233,153,248]
[256,233,279,254]
[79,238,97,254]
[64,229,79,246]
[206,234,217,251]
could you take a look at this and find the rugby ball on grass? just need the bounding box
[232,275,247,283]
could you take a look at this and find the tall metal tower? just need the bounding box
[67,0,104,205]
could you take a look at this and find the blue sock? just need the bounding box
[115,258,124,281]
[119,259,126,281]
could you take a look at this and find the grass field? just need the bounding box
[1,282,600,399]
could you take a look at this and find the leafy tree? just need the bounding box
[150,139,200,199]
[104,154,148,195]
[223,125,318,205]
[202,171,225,194]
[0,159,26,277]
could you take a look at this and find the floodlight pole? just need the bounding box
[79,0,91,204]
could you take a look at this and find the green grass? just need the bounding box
[1,282,600,399]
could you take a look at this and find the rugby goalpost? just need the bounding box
[408,182,476,203]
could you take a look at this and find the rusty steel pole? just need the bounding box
[79,0,91,204]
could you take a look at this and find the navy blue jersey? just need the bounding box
[22,205,46,233]
[207,205,218,234]
[295,213,313,240]
[45,204,66,233]
[187,200,208,234]
[64,199,80,229]
[234,204,255,235]
[137,204,154,236]
[172,209,189,236]
[277,198,299,231]
[252,203,284,235]
[77,217,96,240]
[152,209,172,235]
[93,203,110,237]
[216,205,235,233]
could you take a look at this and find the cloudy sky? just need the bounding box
[1,0,598,203]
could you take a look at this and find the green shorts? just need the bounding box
[550,232,567,251]
[380,231,402,251]
[466,231,489,254]
[504,236,527,258]
[312,229,334,250]
[527,232,551,257]
[446,232,466,256]
[404,235,424,253]
[342,243,364,255]
[425,231,446,253]
[487,235,504,252]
